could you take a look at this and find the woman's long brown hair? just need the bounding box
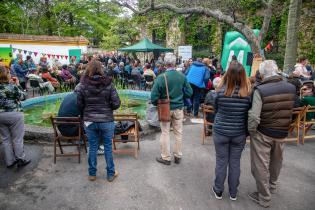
[217,61,251,97]
[86,60,104,77]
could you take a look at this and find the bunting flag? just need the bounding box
[11,48,69,59]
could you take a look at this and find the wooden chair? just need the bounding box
[50,117,87,164]
[286,106,307,144]
[202,105,215,144]
[301,106,315,144]
[112,114,140,158]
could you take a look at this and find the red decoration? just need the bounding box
[47,54,51,58]
[57,55,60,59]
[34,52,38,57]
[65,55,68,60]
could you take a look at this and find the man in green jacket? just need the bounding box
[151,53,193,165]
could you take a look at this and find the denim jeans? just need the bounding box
[213,131,246,197]
[85,122,115,178]
[187,83,202,116]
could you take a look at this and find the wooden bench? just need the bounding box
[112,113,140,158]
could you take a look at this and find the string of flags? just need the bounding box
[12,48,76,60]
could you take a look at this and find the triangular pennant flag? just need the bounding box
[57,55,60,59]
[47,54,51,58]
[34,52,38,57]
[61,55,64,59]
[65,55,68,60]
[13,48,17,53]
[28,51,32,55]
[18,49,22,53]
[42,53,46,56]
[23,50,27,54]
[73,56,76,60]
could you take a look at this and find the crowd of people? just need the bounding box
[0,50,314,208]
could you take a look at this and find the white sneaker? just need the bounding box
[97,145,104,155]
[230,195,237,201]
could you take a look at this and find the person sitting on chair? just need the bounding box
[143,64,156,86]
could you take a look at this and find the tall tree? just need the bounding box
[283,0,302,73]
[113,0,274,55]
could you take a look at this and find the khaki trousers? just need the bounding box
[160,109,184,161]
[250,131,285,206]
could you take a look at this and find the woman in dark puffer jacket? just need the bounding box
[76,60,120,182]
[211,61,251,201]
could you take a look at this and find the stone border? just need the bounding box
[23,90,159,144]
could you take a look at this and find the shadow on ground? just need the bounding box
[0,124,315,210]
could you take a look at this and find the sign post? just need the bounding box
[178,46,192,63]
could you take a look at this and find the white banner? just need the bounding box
[178,46,192,62]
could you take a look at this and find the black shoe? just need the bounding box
[174,156,181,164]
[7,160,18,169]
[212,187,223,200]
[17,159,31,168]
[156,157,171,165]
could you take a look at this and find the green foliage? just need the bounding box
[100,18,139,50]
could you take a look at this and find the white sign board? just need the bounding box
[178,46,192,62]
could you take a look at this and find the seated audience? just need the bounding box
[41,66,60,88]
[0,65,31,168]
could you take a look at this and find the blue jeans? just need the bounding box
[188,84,202,116]
[213,131,246,197]
[85,122,115,178]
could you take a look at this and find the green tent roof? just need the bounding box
[118,38,173,52]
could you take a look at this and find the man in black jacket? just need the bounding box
[76,60,120,182]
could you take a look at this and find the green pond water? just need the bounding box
[24,94,148,127]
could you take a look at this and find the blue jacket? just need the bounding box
[57,92,80,136]
[186,62,209,88]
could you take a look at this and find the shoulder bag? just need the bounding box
[157,74,171,122]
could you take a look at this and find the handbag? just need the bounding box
[157,74,171,122]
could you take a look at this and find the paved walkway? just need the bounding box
[0,124,315,210]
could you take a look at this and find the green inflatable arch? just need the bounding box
[221,29,260,76]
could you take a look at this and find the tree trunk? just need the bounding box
[45,0,53,35]
[283,0,302,73]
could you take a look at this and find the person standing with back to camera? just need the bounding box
[211,61,251,201]
[151,53,193,165]
[76,60,121,182]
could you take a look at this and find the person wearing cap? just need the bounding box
[247,60,296,207]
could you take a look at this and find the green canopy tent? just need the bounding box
[118,38,173,63]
